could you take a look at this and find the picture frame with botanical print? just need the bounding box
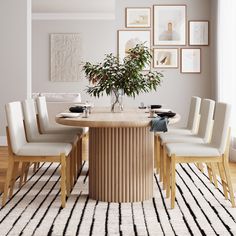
[189,20,209,46]
[153,48,178,68]
[181,48,201,74]
[118,30,151,70]
[153,5,186,46]
[125,7,151,28]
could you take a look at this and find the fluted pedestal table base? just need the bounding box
[89,127,154,202]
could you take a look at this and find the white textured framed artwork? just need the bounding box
[50,33,81,82]
[181,48,201,73]
[118,30,151,70]
[189,21,209,46]
[153,48,178,68]
[153,5,186,46]
[125,7,151,28]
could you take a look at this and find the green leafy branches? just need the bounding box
[83,44,163,98]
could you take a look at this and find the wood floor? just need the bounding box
[1,143,236,194]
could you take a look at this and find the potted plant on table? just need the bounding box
[83,44,163,112]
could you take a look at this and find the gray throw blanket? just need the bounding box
[150,117,169,132]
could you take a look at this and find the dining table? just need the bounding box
[56,107,180,203]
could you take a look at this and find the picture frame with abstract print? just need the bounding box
[153,5,186,46]
[153,48,178,68]
[118,30,151,70]
[50,33,81,82]
[126,7,151,28]
[181,48,201,74]
[189,20,209,46]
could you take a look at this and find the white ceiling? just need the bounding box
[32,0,115,13]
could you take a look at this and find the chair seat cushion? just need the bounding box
[16,143,72,156]
[167,128,193,135]
[166,143,221,157]
[160,134,204,144]
[28,133,77,143]
[46,126,88,135]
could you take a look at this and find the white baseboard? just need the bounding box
[0,136,7,146]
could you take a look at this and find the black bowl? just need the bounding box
[138,106,147,109]
[150,105,162,109]
[155,111,176,118]
[69,106,84,113]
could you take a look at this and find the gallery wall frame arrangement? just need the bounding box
[180,48,201,74]
[125,7,151,28]
[117,30,151,70]
[153,5,187,46]
[189,20,209,46]
[50,33,81,82]
[153,48,179,68]
[119,4,210,74]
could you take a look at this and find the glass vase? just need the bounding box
[111,89,124,112]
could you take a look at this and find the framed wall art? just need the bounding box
[50,33,81,82]
[153,48,178,68]
[125,7,151,28]
[181,48,201,73]
[117,30,151,70]
[189,20,209,46]
[153,5,186,46]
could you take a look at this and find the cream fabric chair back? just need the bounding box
[22,99,40,141]
[197,99,215,142]
[36,96,50,133]
[211,102,231,154]
[5,102,27,154]
[186,96,201,132]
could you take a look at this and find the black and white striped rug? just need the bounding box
[0,162,236,236]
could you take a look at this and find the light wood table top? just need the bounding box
[56,107,180,128]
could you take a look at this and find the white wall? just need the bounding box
[210,0,218,100]
[32,0,115,14]
[0,0,31,142]
[32,0,212,127]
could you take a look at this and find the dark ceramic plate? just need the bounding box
[155,111,176,118]
[150,105,162,109]
[69,106,84,113]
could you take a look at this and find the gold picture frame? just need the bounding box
[126,7,151,28]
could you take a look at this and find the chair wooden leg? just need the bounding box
[23,162,30,184]
[155,135,161,174]
[160,144,164,182]
[2,156,14,206]
[196,163,204,173]
[163,144,167,190]
[78,137,82,176]
[171,155,176,209]
[223,161,235,207]
[19,162,27,188]
[218,162,228,200]
[66,155,71,196]
[207,164,213,183]
[166,153,171,198]
[73,143,77,184]
[9,161,19,198]
[60,154,67,208]
[211,163,218,188]
[36,162,40,170]
[33,162,38,173]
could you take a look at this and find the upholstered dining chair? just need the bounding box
[155,96,201,174]
[36,96,87,135]
[159,99,216,189]
[22,99,81,186]
[165,102,235,209]
[3,101,73,208]
[36,96,86,168]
